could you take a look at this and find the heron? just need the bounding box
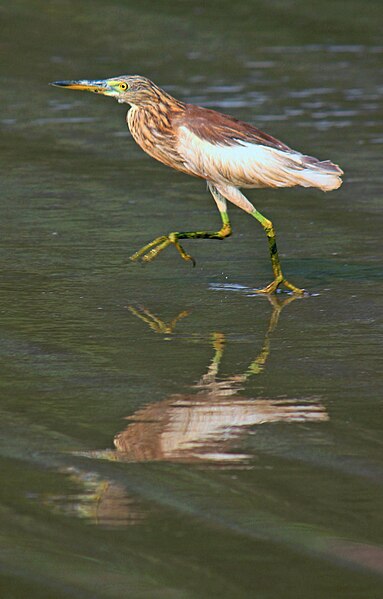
[50,75,343,294]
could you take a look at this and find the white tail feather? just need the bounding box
[287,153,343,191]
[292,167,343,191]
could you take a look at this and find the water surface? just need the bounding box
[1,1,382,597]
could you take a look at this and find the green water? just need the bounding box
[1,1,382,597]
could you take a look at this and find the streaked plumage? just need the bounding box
[50,75,344,294]
[126,84,342,191]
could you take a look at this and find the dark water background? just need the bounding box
[1,1,382,597]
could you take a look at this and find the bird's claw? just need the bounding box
[129,233,196,266]
[173,241,196,267]
[255,275,305,295]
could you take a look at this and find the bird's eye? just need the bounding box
[119,82,128,91]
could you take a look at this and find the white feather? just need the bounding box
[177,126,342,191]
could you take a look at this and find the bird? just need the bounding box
[50,75,343,294]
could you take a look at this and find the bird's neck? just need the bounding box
[127,92,184,139]
[126,94,187,174]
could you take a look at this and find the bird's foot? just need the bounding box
[129,233,196,266]
[255,275,305,295]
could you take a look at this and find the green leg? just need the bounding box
[129,211,232,266]
[251,208,305,294]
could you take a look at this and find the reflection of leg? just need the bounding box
[198,332,225,387]
[267,294,298,333]
[128,306,189,334]
[129,184,232,266]
[246,295,299,376]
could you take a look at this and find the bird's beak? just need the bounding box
[49,79,114,96]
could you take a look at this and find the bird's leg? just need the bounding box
[210,185,304,294]
[250,208,304,294]
[129,200,232,266]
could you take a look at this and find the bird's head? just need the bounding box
[50,75,164,107]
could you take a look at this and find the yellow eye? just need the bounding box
[119,82,128,91]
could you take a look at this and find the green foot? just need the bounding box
[129,233,196,266]
[255,276,305,295]
[129,224,231,267]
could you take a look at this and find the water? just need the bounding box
[1,1,382,597]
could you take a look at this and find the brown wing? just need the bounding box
[173,103,291,151]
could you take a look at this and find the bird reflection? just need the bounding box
[41,467,145,528]
[113,296,328,465]
[45,296,328,527]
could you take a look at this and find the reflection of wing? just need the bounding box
[114,395,328,464]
